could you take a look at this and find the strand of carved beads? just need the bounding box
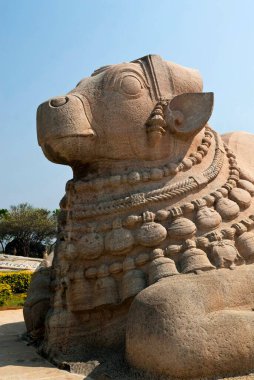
[72,128,214,193]
[202,194,215,207]
[180,240,215,274]
[239,167,254,183]
[155,209,170,222]
[165,126,213,172]
[121,257,146,302]
[123,215,141,229]
[229,187,252,210]
[237,179,254,195]
[148,248,179,284]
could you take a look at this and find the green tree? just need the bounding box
[0,203,57,256]
[0,209,10,252]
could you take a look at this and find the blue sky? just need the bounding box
[1,0,254,210]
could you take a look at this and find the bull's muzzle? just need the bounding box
[37,94,96,165]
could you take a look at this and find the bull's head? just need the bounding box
[37,55,213,172]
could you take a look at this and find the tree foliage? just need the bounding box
[0,203,57,257]
[0,209,10,253]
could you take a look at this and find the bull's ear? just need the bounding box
[165,92,214,136]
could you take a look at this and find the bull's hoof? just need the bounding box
[126,265,254,379]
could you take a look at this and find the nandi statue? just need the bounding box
[25,54,254,379]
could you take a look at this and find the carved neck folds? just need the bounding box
[49,127,254,348]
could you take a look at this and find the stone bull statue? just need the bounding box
[25,54,254,379]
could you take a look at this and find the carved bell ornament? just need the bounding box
[234,223,254,264]
[66,271,93,312]
[121,257,146,302]
[105,218,134,255]
[208,232,243,269]
[148,248,179,284]
[79,226,104,259]
[215,197,240,220]
[194,199,222,231]
[180,240,215,274]
[93,264,118,308]
[168,207,196,240]
[135,211,167,247]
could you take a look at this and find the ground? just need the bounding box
[0,309,86,380]
[0,308,254,380]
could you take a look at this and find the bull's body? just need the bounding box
[26,55,254,379]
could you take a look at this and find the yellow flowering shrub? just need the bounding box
[0,271,33,293]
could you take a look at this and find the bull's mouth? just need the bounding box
[39,133,96,148]
[55,132,96,139]
[40,130,97,166]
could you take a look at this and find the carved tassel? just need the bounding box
[146,102,166,147]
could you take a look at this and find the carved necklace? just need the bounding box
[71,126,213,193]
[71,128,224,218]
[58,139,254,313]
[64,213,254,289]
[64,139,254,241]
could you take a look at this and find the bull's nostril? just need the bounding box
[50,96,68,107]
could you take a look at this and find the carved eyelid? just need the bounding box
[107,69,150,92]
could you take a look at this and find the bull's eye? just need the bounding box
[120,75,143,96]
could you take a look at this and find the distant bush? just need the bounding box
[5,239,46,258]
[0,271,33,293]
[0,283,12,305]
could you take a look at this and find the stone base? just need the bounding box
[41,305,130,361]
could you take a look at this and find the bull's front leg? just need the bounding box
[126,265,254,379]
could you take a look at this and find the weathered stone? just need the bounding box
[24,54,254,379]
[126,265,254,379]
